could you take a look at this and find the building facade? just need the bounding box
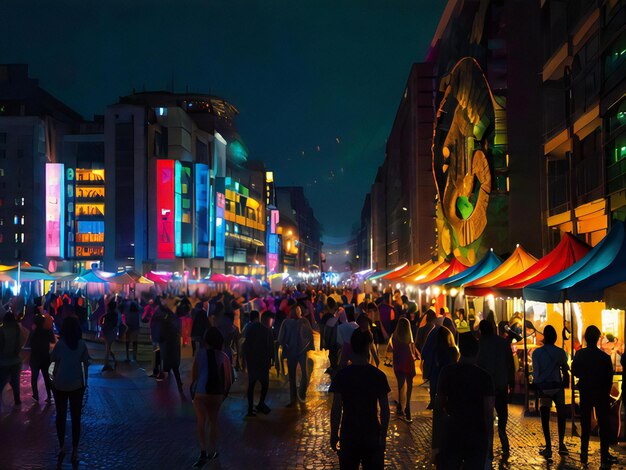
[541,0,626,248]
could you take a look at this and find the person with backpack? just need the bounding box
[191,327,232,467]
[0,312,24,407]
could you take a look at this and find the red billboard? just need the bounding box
[157,160,176,259]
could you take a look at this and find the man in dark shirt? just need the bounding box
[433,332,494,469]
[330,329,390,469]
[572,325,618,466]
[243,311,274,416]
[477,320,515,458]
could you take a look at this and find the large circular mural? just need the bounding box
[432,57,506,265]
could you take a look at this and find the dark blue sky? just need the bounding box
[1,0,444,242]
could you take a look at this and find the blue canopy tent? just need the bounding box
[434,250,502,288]
[524,221,626,303]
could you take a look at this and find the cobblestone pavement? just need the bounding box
[1,336,626,469]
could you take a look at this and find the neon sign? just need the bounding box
[45,163,65,258]
[195,163,209,258]
[157,160,176,259]
[214,177,226,259]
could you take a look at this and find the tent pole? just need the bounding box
[566,300,578,437]
[523,296,529,415]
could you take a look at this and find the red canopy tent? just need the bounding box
[491,233,591,297]
[414,258,470,287]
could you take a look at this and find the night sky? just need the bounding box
[1,0,444,242]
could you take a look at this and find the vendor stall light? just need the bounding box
[432,286,440,296]
[395,283,402,289]
[442,289,447,296]
[449,288,458,297]
[486,294,495,302]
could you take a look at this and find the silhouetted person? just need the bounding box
[477,319,515,459]
[330,329,390,469]
[572,325,618,466]
[532,325,569,460]
[432,332,494,469]
[29,314,56,403]
[243,310,274,416]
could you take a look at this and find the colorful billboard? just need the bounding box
[157,160,176,259]
[46,163,65,258]
[180,162,193,257]
[195,163,210,258]
[214,177,226,259]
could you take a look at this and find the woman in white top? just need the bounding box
[191,326,232,468]
[50,316,90,467]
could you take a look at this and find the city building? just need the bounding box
[275,186,322,275]
[103,91,268,277]
[0,64,83,268]
[541,0,626,248]
[366,0,545,269]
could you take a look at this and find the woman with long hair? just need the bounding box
[50,316,89,466]
[387,317,418,422]
[424,325,457,410]
[191,327,232,467]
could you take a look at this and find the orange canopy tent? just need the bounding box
[463,245,538,297]
[492,232,591,298]
[383,263,414,281]
[392,263,423,282]
[404,259,447,283]
[415,258,471,288]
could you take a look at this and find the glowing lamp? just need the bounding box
[432,286,441,296]
[450,288,458,297]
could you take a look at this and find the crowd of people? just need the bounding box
[0,283,622,469]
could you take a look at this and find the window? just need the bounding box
[14,197,24,206]
[0,169,4,177]
[13,215,18,225]
[20,215,24,225]
[20,233,24,243]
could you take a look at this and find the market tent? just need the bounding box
[490,233,591,297]
[393,263,423,282]
[415,257,470,288]
[367,263,407,281]
[404,259,445,283]
[563,222,626,302]
[0,269,55,282]
[384,263,414,281]
[412,259,450,284]
[145,271,173,284]
[463,245,538,297]
[434,250,502,288]
[109,271,154,285]
[524,221,626,303]
[75,270,114,283]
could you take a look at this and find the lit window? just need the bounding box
[20,216,24,225]
[0,169,4,176]
[14,233,18,243]
[13,215,18,225]
[20,233,24,243]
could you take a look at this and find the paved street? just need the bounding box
[1,336,626,470]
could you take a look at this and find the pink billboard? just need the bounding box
[45,163,65,258]
[157,160,176,259]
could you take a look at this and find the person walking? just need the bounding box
[572,325,618,467]
[191,299,209,356]
[476,319,515,459]
[29,314,56,403]
[124,301,141,362]
[0,312,24,408]
[329,329,390,469]
[532,325,569,460]
[422,325,457,410]
[432,334,494,469]
[243,310,274,417]
[387,317,418,422]
[278,300,314,406]
[337,305,359,369]
[100,301,119,371]
[191,327,232,467]
[50,316,90,467]
[159,307,183,392]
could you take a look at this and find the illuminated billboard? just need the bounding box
[46,163,65,258]
[195,163,210,258]
[214,177,226,259]
[179,162,193,257]
[157,160,176,259]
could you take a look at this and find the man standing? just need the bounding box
[278,300,314,406]
[433,333,494,469]
[476,320,515,459]
[330,329,390,469]
[243,310,274,417]
[572,325,618,467]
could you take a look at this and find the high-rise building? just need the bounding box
[0,64,82,268]
[541,0,626,248]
